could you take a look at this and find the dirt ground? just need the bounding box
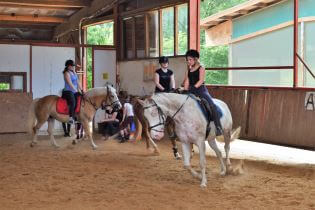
[0,134,315,210]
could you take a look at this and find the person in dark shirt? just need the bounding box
[183,49,223,136]
[101,106,120,140]
[155,56,175,93]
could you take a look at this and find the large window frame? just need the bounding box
[120,3,188,61]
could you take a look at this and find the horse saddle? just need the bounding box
[189,94,223,137]
[56,95,82,115]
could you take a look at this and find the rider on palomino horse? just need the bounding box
[62,59,82,124]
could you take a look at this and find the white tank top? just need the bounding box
[124,103,134,117]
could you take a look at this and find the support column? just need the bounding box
[293,0,299,88]
[188,0,200,51]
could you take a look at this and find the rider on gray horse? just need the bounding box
[183,49,223,136]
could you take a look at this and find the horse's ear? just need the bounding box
[136,99,145,106]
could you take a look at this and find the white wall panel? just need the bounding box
[32,46,75,133]
[93,49,116,127]
[0,44,30,91]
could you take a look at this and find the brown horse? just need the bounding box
[28,86,121,149]
[132,96,181,159]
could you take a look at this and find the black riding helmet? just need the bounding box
[65,59,75,67]
[159,56,169,64]
[185,49,200,59]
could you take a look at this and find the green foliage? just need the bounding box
[0,83,9,90]
[200,0,247,84]
[162,8,174,56]
[87,22,114,45]
[178,4,188,55]
[86,22,114,89]
[162,4,188,56]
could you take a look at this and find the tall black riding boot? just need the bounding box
[209,103,223,136]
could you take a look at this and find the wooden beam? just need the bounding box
[219,15,233,20]
[0,22,55,29]
[254,2,268,7]
[0,3,78,10]
[0,0,90,8]
[0,14,66,23]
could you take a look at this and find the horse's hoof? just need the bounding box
[174,153,182,160]
[72,140,77,145]
[220,170,227,176]
[30,142,36,147]
[200,183,207,188]
[92,145,98,150]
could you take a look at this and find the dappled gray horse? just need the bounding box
[138,93,240,187]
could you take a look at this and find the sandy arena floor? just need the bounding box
[0,134,315,210]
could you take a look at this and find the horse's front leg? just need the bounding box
[144,124,160,155]
[47,118,59,148]
[82,120,98,150]
[182,142,201,180]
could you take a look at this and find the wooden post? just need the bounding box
[188,0,200,51]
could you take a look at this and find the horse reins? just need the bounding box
[143,95,190,133]
[143,99,166,133]
[82,86,120,111]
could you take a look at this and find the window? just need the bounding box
[0,72,26,92]
[87,21,114,45]
[177,4,188,55]
[147,11,159,57]
[135,15,145,58]
[121,3,188,60]
[162,7,174,56]
[124,17,134,59]
[86,21,114,89]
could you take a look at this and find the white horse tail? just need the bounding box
[28,98,39,135]
[230,126,241,142]
[216,126,241,142]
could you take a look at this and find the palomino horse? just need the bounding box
[138,93,240,187]
[28,86,121,149]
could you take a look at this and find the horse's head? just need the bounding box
[86,86,122,111]
[105,85,122,110]
[137,97,166,140]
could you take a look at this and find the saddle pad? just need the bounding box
[196,97,223,123]
[56,95,81,115]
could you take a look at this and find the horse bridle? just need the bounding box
[84,86,120,111]
[143,95,190,133]
[143,99,166,133]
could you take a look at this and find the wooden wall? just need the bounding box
[209,87,315,149]
[0,93,32,134]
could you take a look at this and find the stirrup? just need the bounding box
[216,127,223,136]
[68,117,75,124]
